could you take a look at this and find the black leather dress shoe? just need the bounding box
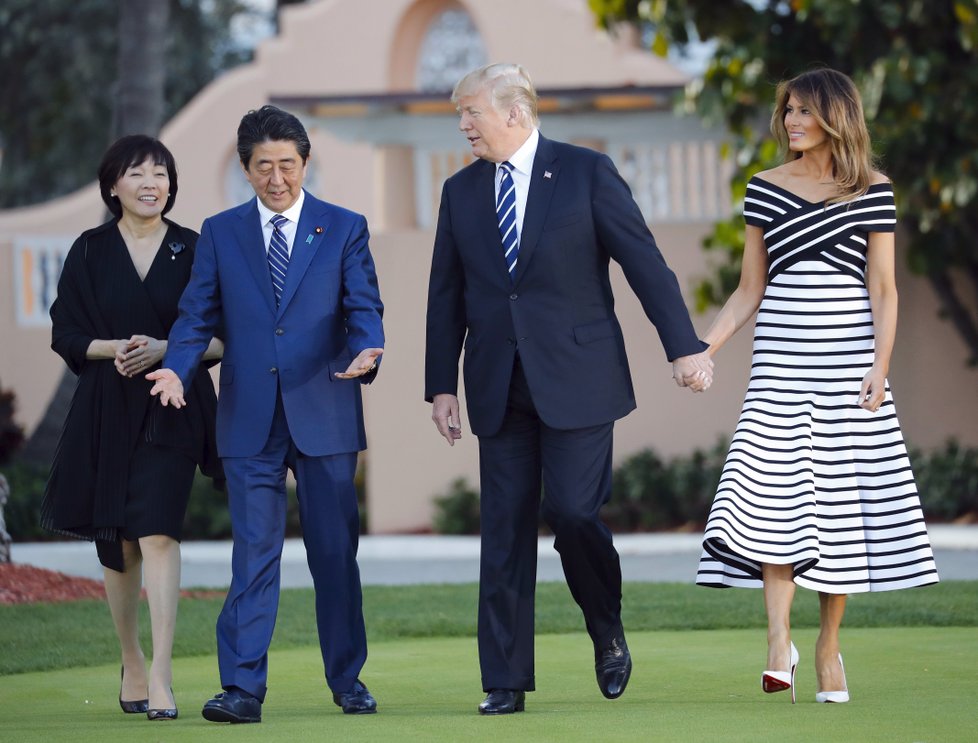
[332,679,377,714]
[478,689,525,715]
[595,632,632,699]
[201,689,262,723]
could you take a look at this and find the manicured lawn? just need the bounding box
[0,627,974,742]
[2,581,975,675]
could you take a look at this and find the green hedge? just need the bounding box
[430,438,978,534]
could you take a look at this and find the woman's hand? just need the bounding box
[115,335,166,378]
[857,366,887,412]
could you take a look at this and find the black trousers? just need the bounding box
[477,358,623,692]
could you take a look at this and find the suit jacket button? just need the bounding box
[509,293,518,300]
[270,367,278,374]
[275,328,284,335]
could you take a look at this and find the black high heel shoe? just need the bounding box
[119,666,149,714]
[147,687,178,720]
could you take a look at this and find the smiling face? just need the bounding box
[111,157,170,220]
[784,93,829,153]
[456,86,524,163]
[242,139,307,212]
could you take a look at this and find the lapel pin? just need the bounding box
[315,226,324,233]
[544,171,552,179]
[305,234,314,244]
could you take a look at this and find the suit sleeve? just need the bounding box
[591,154,707,361]
[164,217,223,389]
[424,183,467,401]
[339,214,385,383]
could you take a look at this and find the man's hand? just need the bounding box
[432,393,462,446]
[672,351,714,393]
[147,368,186,408]
[334,348,384,379]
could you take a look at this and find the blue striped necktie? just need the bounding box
[496,161,519,278]
[268,213,290,305]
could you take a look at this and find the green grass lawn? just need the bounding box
[0,628,974,742]
[2,581,975,675]
[1,582,976,741]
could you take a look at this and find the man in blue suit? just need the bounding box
[425,64,713,715]
[149,105,384,722]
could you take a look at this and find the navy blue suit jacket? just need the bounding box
[166,190,384,458]
[425,135,705,437]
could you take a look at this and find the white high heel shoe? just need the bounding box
[815,654,850,703]
[762,641,799,704]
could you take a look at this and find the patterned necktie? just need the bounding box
[268,213,290,305]
[496,161,519,278]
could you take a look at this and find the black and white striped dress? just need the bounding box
[695,177,939,593]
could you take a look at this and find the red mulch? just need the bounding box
[0,562,225,605]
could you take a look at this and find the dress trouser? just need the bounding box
[217,392,366,701]
[477,357,622,692]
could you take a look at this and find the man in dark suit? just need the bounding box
[425,64,712,715]
[149,105,384,722]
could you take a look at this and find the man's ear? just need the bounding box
[507,106,521,127]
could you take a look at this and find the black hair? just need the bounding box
[97,135,178,218]
[236,104,311,168]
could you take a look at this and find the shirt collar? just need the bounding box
[256,188,306,226]
[498,128,539,177]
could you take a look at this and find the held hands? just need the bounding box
[147,368,186,409]
[672,351,714,393]
[432,393,462,446]
[114,335,165,378]
[334,348,384,379]
[857,366,886,412]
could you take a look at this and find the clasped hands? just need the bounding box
[113,335,165,378]
[672,351,714,393]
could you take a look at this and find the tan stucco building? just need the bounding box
[2,0,975,532]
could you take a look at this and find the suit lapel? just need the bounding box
[233,199,277,314]
[277,191,327,315]
[513,135,558,286]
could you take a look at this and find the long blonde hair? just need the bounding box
[771,68,878,203]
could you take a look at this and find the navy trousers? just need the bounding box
[477,358,623,692]
[216,393,366,701]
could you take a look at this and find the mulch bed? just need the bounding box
[0,562,225,605]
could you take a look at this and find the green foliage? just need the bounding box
[0,459,48,541]
[912,440,978,521]
[0,0,259,209]
[590,0,978,363]
[604,439,728,531]
[431,438,978,534]
[0,380,25,465]
[431,477,480,535]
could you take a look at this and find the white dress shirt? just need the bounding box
[494,128,539,242]
[256,188,305,257]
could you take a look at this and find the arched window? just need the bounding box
[415,8,487,92]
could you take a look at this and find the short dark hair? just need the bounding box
[237,105,311,168]
[98,135,178,218]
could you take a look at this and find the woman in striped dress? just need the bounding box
[694,68,938,704]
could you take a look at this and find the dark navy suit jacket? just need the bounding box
[425,135,705,437]
[166,190,384,458]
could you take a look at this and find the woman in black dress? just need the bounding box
[42,136,223,720]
